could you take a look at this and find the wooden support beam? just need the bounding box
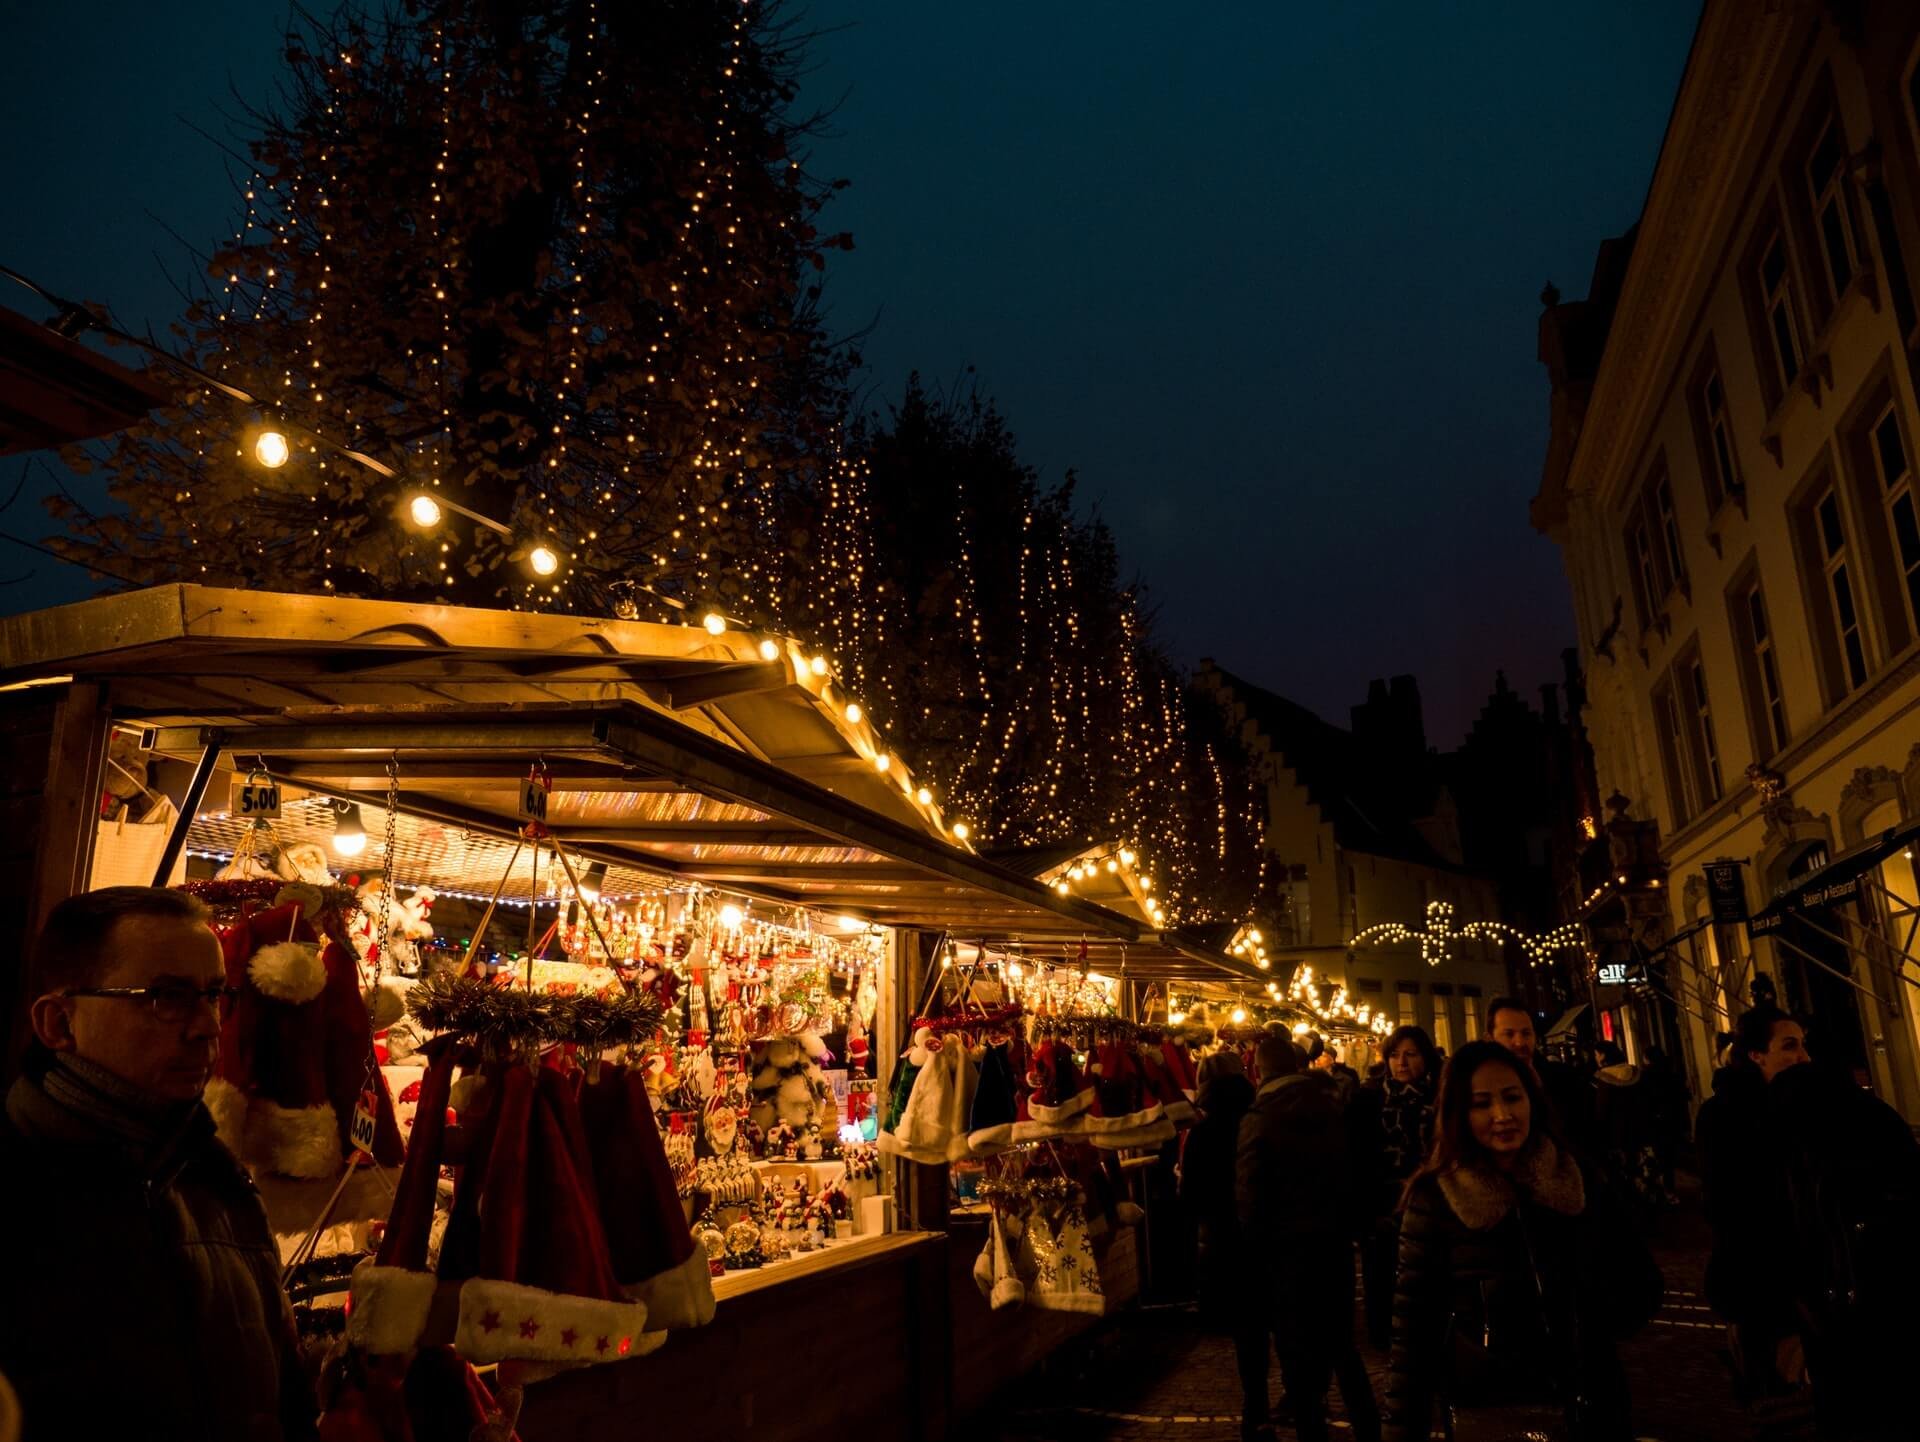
[662,662,790,710]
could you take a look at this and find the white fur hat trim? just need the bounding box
[347,1263,439,1355]
[453,1278,649,1366]
[249,940,327,1004]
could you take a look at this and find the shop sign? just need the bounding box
[1597,962,1630,987]
[230,774,282,819]
[1704,860,1747,924]
[350,1088,378,1155]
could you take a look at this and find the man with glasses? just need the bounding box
[0,886,317,1440]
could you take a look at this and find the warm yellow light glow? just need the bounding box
[254,429,290,468]
[874,752,891,772]
[1230,1007,1247,1024]
[1292,1022,1311,1035]
[758,638,780,662]
[1008,962,1024,980]
[809,655,829,677]
[703,612,726,636]
[1105,859,1118,872]
[1257,958,1270,969]
[836,914,863,931]
[408,494,442,527]
[1140,877,1154,893]
[951,822,970,841]
[718,903,744,929]
[1119,849,1136,867]
[1168,1010,1185,1025]
[845,702,863,724]
[1055,881,1070,895]
[331,830,367,858]
[1249,929,1263,944]
[916,787,933,806]
[529,545,560,577]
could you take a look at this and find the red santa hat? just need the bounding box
[577,1061,715,1337]
[349,1050,648,1367]
[205,898,404,1179]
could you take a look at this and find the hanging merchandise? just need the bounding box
[878,1025,977,1165]
[203,892,405,1179]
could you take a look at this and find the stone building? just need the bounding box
[1196,664,1512,1057]
[1533,0,1920,1116]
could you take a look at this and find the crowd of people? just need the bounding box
[1179,995,1920,1442]
[3,885,1919,1442]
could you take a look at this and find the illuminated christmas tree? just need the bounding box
[50,0,850,613]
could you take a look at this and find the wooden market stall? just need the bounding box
[0,584,1268,1440]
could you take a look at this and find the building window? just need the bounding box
[1431,997,1454,1056]
[1804,114,1858,307]
[1687,657,1722,802]
[1758,227,1802,392]
[1397,987,1417,1027]
[1461,993,1480,1041]
[1735,576,1790,756]
[1869,404,1920,634]
[1654,683,1693,825]
[1699,366,1740,512]
[1812,486,1870,692]
[1623,460,1684,627]
[1653,648,1722,825]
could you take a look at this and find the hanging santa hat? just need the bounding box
[577,1060,715,1337]
[349,1050,648,1368]
[205,895,403,1179]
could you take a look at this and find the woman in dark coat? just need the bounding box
[1353,1024,1440,1349]
[1179,1050,1268,1438]
[1384,1040,1659,1442]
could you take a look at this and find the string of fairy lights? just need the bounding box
[1351,900,1588,971]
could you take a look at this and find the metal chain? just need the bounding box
[377,754,400,978]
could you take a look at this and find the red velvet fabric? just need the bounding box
[577,1062,697,1285]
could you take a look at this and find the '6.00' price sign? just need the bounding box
[519,765,551,825]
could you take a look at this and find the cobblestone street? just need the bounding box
[985,1196,1748,1442]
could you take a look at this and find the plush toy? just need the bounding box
[747,1033,830,1133]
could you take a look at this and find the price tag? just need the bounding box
[350,1088,378,1156]
[230,775,282,819]
[518,768,551,824]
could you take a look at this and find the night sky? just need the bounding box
[0,1,1698,745]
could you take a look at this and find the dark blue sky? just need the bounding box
[0,1,1699,744]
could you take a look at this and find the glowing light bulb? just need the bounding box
[1141,877,1154,893]
[529,545,560,577]
[408,494,442,527]
[809,655,829,677]
[916,787,933,806]
[758,638,780,662]
[1230,1007,1247,1024]
[874,752,891,772]
[718,903,744,930]
[1257,958,1270,969]
[254,429,290,468]
[1055,881,1070,895]
[952,822,970,841]
[845,702,863,724]
[836,914,863,931]
[1009,962,1024,980]
[1105,859,1118,872]
[1249,929,1263,944]
[1168,1011,1185,1025]
[703,612,726,636]
[1119,849,1136,867]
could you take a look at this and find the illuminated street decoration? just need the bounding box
[1350,900,1585,969]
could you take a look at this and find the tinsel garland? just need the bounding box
[405,972,664,1057]
[177,876,360,914]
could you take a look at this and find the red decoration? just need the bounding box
[595,1336,610,1355]
[479,1310,501,1334]
[560,1328,579,1349]
[518,1317,540,1340]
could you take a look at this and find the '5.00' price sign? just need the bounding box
[230,775,281,819]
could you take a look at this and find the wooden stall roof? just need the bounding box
[0,586,1263,983]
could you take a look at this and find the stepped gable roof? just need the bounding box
[1212,666,1449,870]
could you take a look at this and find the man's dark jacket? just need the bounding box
[0,1053,317,1441]
[1235,1070,1358,1249]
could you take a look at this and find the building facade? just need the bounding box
[1197,664,1513,1058]
[1534,0,1920,1118]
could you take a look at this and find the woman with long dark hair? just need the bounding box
[1353,1025,1440,1349]
[1384,1040,1660,1442]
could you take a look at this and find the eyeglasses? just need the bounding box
[61,983,240,1024]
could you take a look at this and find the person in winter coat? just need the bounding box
[0,887,318,1442]
[1590,1041,1674,1214]
[1179,1052,1268,1436]
[1238,1035,1382,1442]
[1486,997,1599,1159]
[1695,1004,1806,1405]
[1352,1024,1440,1349]
[1767,1056,1920,1442]
[1385,1039,1659,1442]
